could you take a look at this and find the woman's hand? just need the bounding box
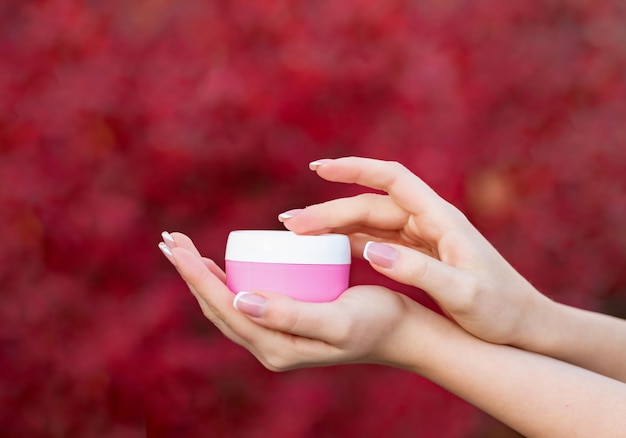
[159,232,426,371]
[279,157,555,350]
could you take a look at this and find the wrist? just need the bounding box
[511,291,570,356]
[381,302,466,374]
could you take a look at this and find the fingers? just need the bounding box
[232,285,409,367]
[170,247,252,343]
[168,232,202,257]
[171,247,233,313]
[170,241,352,345]
[281,157,468,240]
[161,231,227,282]
[160,231,413,369]
[170,247,350,369]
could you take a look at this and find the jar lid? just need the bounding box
[225,230,351,264]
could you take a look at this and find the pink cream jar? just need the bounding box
[225,230,351,302]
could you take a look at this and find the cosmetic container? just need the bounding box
[225,230,351,302]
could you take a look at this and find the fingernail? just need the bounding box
[158,242,176,265]
[161,231,176,248]
[363,241,398,269]
[233,292,267,317]
[309,159,332,171]
[278,208,304,222]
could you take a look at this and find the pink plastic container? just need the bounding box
[225,230,351,302]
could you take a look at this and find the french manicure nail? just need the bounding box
[161,231,176,248]
[309,159,332,171]
[363,241,398,269]
[233,292,267,317]
[278,208,304,222]
[158,242,176,265]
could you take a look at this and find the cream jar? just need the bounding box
[225,230,351,302]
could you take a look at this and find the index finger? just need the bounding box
[312,157,448,218]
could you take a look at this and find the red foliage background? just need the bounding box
[1,1,625,437]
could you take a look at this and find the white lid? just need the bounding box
[225,230,351,264]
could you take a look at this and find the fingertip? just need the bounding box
[278,208,304,223]
[169,231,188,244]
[161,231,176,248]
[276,207,322,235]
[169,232,204,258]
[363,241,398,269]
[158,241,175,265]
[363,241,373,263]
[233,291,268,317]
[309,159,333,171]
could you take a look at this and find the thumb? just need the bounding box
[232,290,343,342]
[363,241,467,305]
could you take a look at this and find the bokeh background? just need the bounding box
[1,1,625,437]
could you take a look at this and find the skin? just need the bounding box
[159,157,626,437]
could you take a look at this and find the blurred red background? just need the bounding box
[1,1,625,437]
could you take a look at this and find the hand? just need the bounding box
[159,232,426,371]
[279,157,555,349]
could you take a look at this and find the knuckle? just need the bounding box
[387,160,406,172]
[453,275,484,314]
[407,254,431,286]
[447,203,468,222]
[355,192,379,203]
[445,202,472,228]
[388,160,405,176]
[328,319,353,346]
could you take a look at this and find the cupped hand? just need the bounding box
[279,157,554,348]
[160,232,424,371]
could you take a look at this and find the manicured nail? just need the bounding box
[233,292,267,317]
[363,241,398,269]
[309,159,332,171]
[278,208,304,222]
[158,242,176,265]
[161,231,176,248]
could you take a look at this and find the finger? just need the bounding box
[349,232,432,260]
[283,204,438,257]
[168,232,202,257]
[347,233,404,259]
[349,233,378,259]
[171,247,233,312]
[171,247,254,343]
[183,259,226,296]
[312,157,461,228]
[232,290,346,342]
[202,257,227,283]
[163,231,227,282]
[355,232,438,258]
[363,241,468,309]
[282,193,407,235]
